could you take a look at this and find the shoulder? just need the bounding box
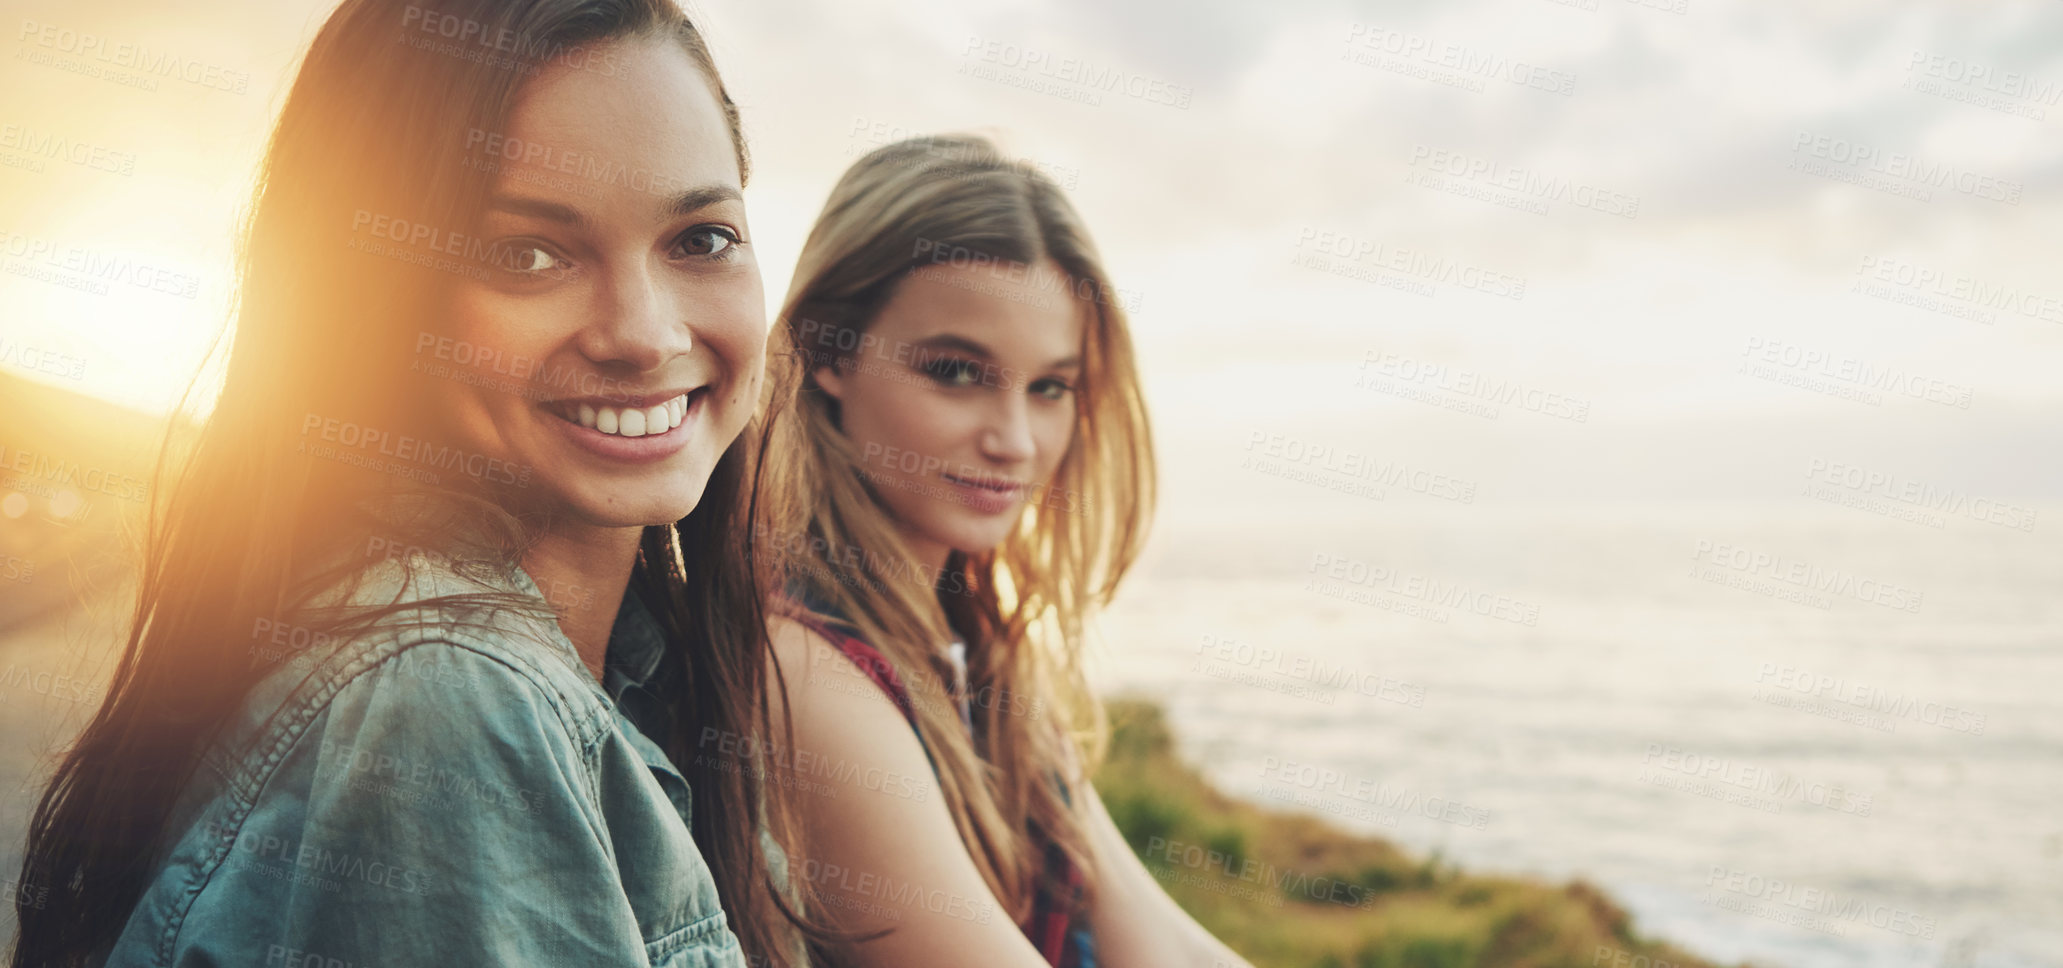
[217,558,611,798]
[767,609,916,726]
[303,552,597,713]
[766,610,827,666]
[768,609,856,674]
[319,635,609,768]
[130,642,730,968]
[205,633,610,829]
[767,612,918,736]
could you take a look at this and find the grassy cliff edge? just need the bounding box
[1093,699,1746,968]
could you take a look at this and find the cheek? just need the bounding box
[445,290,572,375]
[1033,406,1077,469]
[874,391,973,459]
[845,378,919,443]
[442,296,496,363]
[452,277,571,336]
[692,292,768,405]
[698,287,766,363]
[436,294,541,417]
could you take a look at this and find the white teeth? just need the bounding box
[564,393,691,438]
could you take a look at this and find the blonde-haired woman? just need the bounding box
[758,135,1253,967]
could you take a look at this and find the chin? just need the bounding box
[569,481,709,529]
[932,517,1018,559]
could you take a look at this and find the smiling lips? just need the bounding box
[942,472,1025,494]
[941,471,1029,514]
[547,391,699,437]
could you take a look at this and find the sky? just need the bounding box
[2,0,2060,518]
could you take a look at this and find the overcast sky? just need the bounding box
[3,0,2059,513]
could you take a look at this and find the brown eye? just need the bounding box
[492,242,569,277]
[1029,377,1074,400]
[508,246,558,273]
[676,226,740,258]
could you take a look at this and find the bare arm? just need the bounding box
[1078,779,1258,968]
[767,618,1053,968]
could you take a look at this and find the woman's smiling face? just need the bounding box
[815,259,1086,567]
[438,36,764,528]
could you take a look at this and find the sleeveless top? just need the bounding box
[784,599,1097,968]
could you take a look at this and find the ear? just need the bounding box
[813,360,848,402]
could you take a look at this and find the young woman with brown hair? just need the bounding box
[12,1,822,965]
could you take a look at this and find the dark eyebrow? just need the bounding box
[486,194,587,228]
[664,185,743,218]
[912,334,1081,371]
[483,184,743,228]
[911,334,995,359]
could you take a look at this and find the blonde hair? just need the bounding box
[762,134,1155,928]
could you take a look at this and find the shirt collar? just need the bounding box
[599,583,675,748]
[500,564,661,694]
[602,585,667,701]
[503,563,674,746]
[312,506,678,743]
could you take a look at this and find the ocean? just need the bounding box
[1090,501,2063,968]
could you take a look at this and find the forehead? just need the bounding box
[875,261,1088,362]
[493,36,740,200]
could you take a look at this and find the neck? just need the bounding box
[522,523,644,683]
[905,533,953,579]
[901,534,965,640]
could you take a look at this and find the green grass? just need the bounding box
[1093,699,1756,968]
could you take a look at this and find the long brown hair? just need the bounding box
[762,134,1157,931]
[11,1,816,965]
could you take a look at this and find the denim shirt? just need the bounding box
[97,555,748,968]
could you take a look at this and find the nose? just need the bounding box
[575,259,693,373]
[978,391,1037,465]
